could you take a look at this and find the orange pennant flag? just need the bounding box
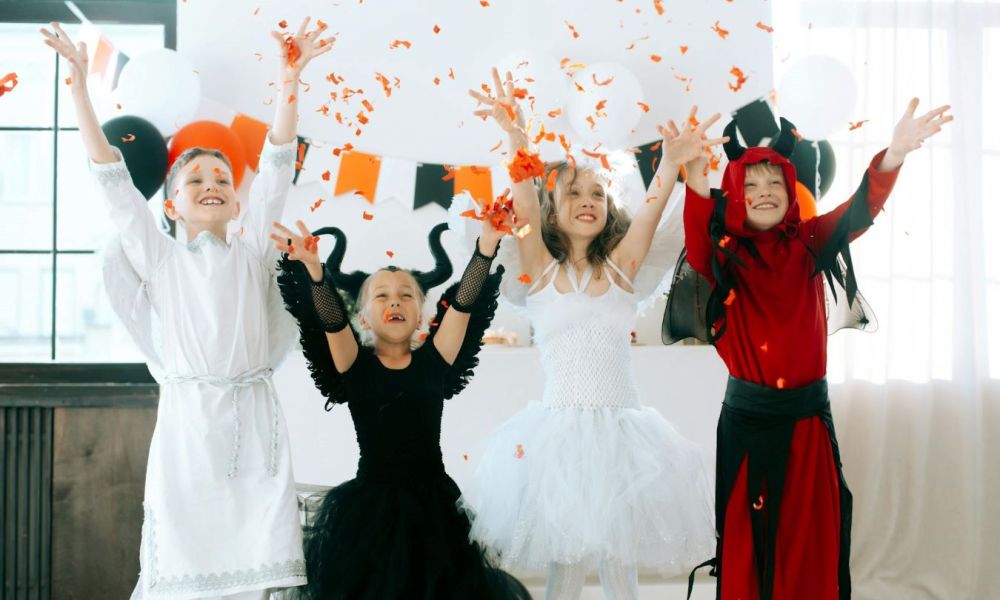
[335,151,382,203]
[230,113,270,171]
[454,166,493,207]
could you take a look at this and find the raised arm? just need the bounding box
[802,98,952,255]
[469,68,552,281]
[43,23,170,277]
[614,107,727,280]
[271,220,359,374]
[245,19,334,259]
[432,215,506,365]
[42,23,116,164]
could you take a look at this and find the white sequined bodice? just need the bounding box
[527,264,641,409]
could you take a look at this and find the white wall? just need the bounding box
[179,0,770,487]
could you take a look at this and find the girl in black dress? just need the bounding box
[270,217,529,600]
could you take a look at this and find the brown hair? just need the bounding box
[537,161,631,271]
[745,161,784,179]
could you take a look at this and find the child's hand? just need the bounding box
[271,17,334,77]
[660,106,729,168]
[885,98,953,166]
[40,23,87,93]
[480,207,511,251]
[469,67,527,136]
[271,220,323,279]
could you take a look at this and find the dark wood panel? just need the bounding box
[51,406,155,600]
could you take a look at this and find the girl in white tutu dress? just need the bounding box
[461,70,724,600]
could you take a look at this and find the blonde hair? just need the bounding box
[537,161,631,271]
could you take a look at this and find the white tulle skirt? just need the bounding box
[461,402,716,574]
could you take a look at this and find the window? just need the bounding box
[0,2,175,362]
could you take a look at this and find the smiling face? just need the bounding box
[357,269,424,344]
[742,161,790,232]
[165,150,239,231]
[551,167,610,242]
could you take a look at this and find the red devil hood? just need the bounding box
[719,117,801,239]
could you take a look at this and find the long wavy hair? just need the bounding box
[536,161,631,275]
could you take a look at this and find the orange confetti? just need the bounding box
[723,289,736,306]
[390,39,412,49]
[357,111,369,125]
[375,72,393,97]
[278,19,288,28]
[321,170,331,181]
[310,199,325,212]
[650,54,662,63]
[164,200,174,211]
[326,72,345,85]
[776,378,786,390]
[433,76,441,86]
[488,139,504,152]
[679,45,689,55]
[514,444,525,459]
[760,342,769,353]
[362,211,374,220]
[728,66,748,92]
[287,93,297,104]
[581,148,611,171]
[545,169,559,191]
[317,104,330,116]
[718,235,731,248]
[448,67,455,80]
[480,0,490,5]
[592,74,614,86]
[120,134,136,143]
[64,77,73,86]
[362,98,374,112]
[518,273,532,285]
[848,120,869,131]
[595,99,608,112]
[283,34,302,69]
[433,24,441,34]
[508,147,545,183]
[756,21,774,33]
[564,21,580,39]
[463,453,469,461]
[653,0,665,15]
[547,109,562,118]
[712,21,730,39]
[637,101,650,113]
[386,250,394,258]
[383,309,393,323]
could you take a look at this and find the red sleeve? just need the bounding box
[683,184,717,284]
[802,148,901,254]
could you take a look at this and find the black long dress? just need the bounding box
[278,259,529,600]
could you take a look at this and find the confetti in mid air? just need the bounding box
[508,148,545,183]
[518,273,532,285]
[712,21,730,39]
[362,211,374,221]
[728,66,748,92]
[848,120,869,131]
[756,21,774,33]
[0,72,19,97]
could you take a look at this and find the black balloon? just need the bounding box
[100,115,168,199]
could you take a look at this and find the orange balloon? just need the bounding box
[796,181,817,221]
[168,120,248,188]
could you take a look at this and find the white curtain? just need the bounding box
[771,2,999,599]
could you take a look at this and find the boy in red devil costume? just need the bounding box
[679,99,951,600]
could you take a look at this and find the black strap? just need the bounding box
[687,557,717,599]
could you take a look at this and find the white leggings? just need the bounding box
[545,560,639,600]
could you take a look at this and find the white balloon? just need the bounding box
[497,51,569,119]
[116,49,201,136]
[776,55,857,140]
[566,62,645,148]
